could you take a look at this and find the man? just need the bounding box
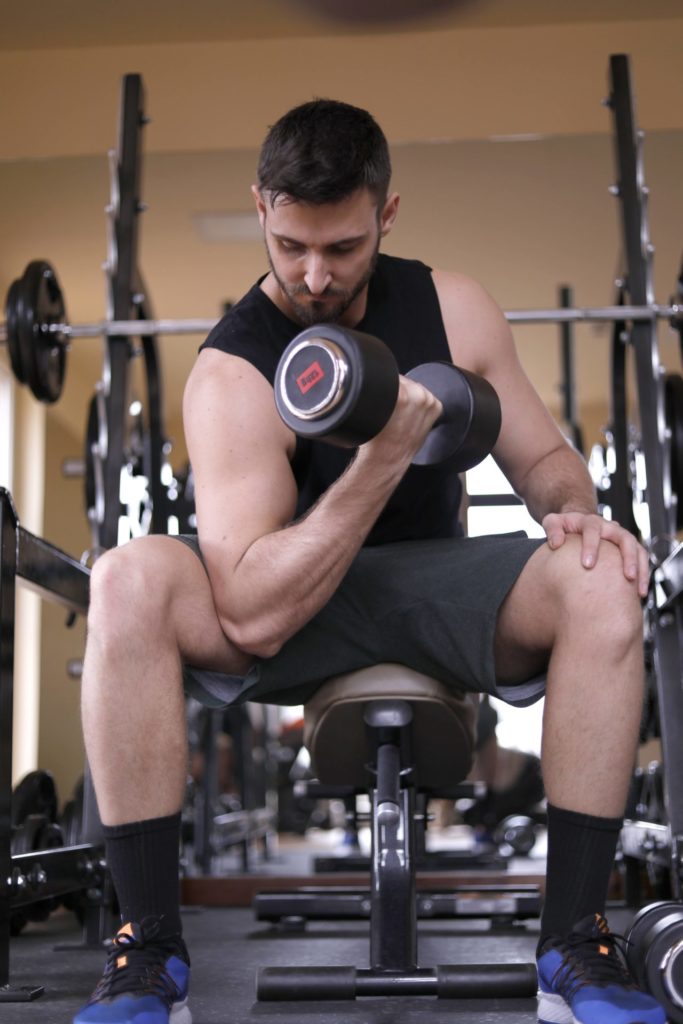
[75,99,664,1024]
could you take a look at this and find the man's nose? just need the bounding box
[304,255,332,296]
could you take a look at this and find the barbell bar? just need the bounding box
[1,304,682,343]
[2,257,682,404]
[1,305,680,345]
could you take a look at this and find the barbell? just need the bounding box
[2,259,682,405]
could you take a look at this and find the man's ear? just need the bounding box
[251,185,267,228]
[379,191,400,237]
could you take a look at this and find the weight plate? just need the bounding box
[11,814,57,855]
[5,278,28,384]
[84,394,99,516]
[279,340,347,419]
[18,260,68,404]
[665,373,683,530]
[626,901,683,991]
[58,776,85,848]
[60,799,82,848]
[407,362,501,470]
[660,933,683,1014]
[275,325,399,447]
[638,907,683,1017]
[16,267,46,401]
[11,769,59,827]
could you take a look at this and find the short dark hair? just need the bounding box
[256,98,391,208]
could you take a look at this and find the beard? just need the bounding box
[266,240,380,327]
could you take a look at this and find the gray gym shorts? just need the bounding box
[176,532,548,711]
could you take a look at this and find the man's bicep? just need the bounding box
[184,351,299,574]
[196,447,298,558]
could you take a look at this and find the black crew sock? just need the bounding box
[538,802,622,957]
[103,812,183,941]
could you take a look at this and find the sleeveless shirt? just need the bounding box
[200,253,464,545]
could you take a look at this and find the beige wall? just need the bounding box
[3,15,682,794]
[2,19,683,162]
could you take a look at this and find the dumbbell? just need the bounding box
[492,815,538,857]
[625,901,683,1021]
[274,324,501,471]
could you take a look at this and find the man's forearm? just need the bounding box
[519,443,598,525]
[223,446,409,657]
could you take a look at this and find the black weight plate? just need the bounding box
[407,362,501,470]
[5,278,28,384]
[59,799,82,847]
[653,924,683,1019]
[275,325,399,447]
[59,776,84,847]
[37,820,65,849]
[628,903,683,1018]
[18,260,68,404]
[12,814,65,856]
[12,814,49,855]
[407,362,473,466]
[11,769,59,827]
[665,373,683,530]
[84,394,99,515]
[626,901,681,990]
[15,267,44,400]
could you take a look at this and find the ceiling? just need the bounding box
[3,0,683,51]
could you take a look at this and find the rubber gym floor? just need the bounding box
[3,830,641,1024]
[5,902,641,1024]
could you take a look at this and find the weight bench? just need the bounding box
[256,663,538,1001]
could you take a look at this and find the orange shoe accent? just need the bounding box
[116,955,128,969]
[599,944,609,956]
[118,923,135,939]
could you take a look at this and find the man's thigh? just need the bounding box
[491,540,557,684]
[147,533,252,677]
[239,534,546,706]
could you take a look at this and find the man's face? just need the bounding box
[253,187,399,327]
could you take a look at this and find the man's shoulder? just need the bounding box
[431,268,499,312]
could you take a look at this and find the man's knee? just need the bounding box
[549,536,642,648]
[88,539,171,642]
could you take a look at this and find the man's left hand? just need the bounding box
[541,511,649,599]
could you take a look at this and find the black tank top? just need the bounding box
[201,253,463,544]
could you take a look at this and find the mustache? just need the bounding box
[289,284,346,299]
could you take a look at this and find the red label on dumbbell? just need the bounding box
[296,360,325,394]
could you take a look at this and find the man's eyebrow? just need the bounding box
[271,230,369,247]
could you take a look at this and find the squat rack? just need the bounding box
[606,54,683,895]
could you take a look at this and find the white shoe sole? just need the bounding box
[170,998,192,1024]
[537,989,575,1024]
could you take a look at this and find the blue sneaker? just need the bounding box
[74,919,191,1024]
[537,913,667,1023]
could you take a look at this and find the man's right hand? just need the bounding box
[361,374,444,465]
